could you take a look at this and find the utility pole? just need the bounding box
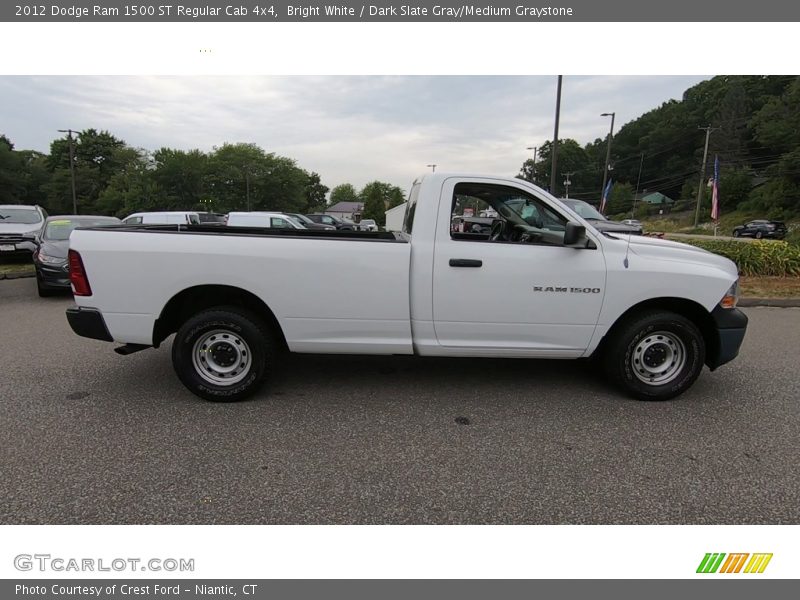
[526,146,538,183]
[694,126,717,227]
[58,129,78,214]
[631,153,644,218]
[563,172,574,198]
[245,170,251,211]
[426,164,437,173]
[550,75,563,195]
[600,112,616,206]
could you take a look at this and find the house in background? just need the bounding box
[385,202,408,232]
[325,201,364,222]
[641,192,675,206]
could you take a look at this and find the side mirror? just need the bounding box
[563,221,586,247]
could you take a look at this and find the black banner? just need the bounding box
[4,0,800,22]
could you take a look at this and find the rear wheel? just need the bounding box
[732,230,740,238]
[602,310,705,401]
[172,306,276,402]
[755,230,763,239]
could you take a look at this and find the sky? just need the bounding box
[0,75,708,193]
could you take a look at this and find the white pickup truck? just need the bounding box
[66,174,747,402]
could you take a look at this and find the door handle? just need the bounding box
[449,258,483,268]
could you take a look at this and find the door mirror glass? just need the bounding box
[563,221,586,246]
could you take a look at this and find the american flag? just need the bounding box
[600,179,613,214]
[710,155,720,221]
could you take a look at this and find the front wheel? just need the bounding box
[172,307,275,402]
[602,310,705,401]
[732,230,740,237]
[755,230,763,239]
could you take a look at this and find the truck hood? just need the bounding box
[0,223,41,234]
[614,234,738,276]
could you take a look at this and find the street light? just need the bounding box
[426,164,437,173]
[526,146,537,183]
[600,112,615,206]
[57,129,78,214]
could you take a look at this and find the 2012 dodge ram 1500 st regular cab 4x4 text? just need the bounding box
[65,174,747,402]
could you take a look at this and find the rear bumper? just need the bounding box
[66,307,113,342]
[707,305,748,370]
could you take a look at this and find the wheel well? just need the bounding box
[153,285,287,349]
[595,297,719,367]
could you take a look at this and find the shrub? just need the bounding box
[676,239,800,276]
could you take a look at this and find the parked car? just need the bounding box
[226,212,306,229]
[559,199,643,235]
[305,213,359,230]
[285,213,336,231]
[620,219,643,229]
[66,172,746,403]
[359,219,378,232]
[32,215,120,296]
[732,220,786,239]
[122,211,200,225]
[0,204,48,259]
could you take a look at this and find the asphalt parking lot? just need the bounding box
[1,277,798,524]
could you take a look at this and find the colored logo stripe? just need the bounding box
[719,553,749,573]
[697,553,726,573]
[697,553,772,574]
[744,553,773,573]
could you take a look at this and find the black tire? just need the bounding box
[172,306,276,402]
[602,310,705,401]
[36,275,57,297]
[755,230,763,239]
[732,230,740,237]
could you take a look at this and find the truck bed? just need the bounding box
[79,223,407,242]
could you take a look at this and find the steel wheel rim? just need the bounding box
[192,329,252,386]
[630,331,686,386]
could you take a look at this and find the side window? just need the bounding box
[271,217,289,228]
[450,182,567,245]
[321,216,334,225]
[125,216,142,225]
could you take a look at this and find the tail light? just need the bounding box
[68,249,92,296]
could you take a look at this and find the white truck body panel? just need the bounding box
[70,173,738,361]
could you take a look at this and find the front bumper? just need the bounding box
[707,305,748,370]
[35,262,71,288]
[66,307,113,342]
[0,240,36,258]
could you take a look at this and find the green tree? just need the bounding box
[303,171,329,212]
[329,183,359,206]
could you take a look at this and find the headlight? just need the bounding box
[720,280,739,309]
[37,251,66,265]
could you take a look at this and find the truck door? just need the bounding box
[432,178,606,356]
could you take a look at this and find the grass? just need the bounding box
[0,261,34,276]
[739,276,800,298]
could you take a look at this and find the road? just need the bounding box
[1,277,798,524]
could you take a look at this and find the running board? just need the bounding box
[114,343,152,356]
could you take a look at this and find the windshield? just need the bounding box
[290,214,313,225]
[285,215,305,228]
[44,217,118,240]
[561,199,605,220]
[0,208,41,224]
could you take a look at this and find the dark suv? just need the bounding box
[732,220,787,240]
[305,213,358,231]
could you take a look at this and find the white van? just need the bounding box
[226,212,306,229]
[122,211,200,225]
